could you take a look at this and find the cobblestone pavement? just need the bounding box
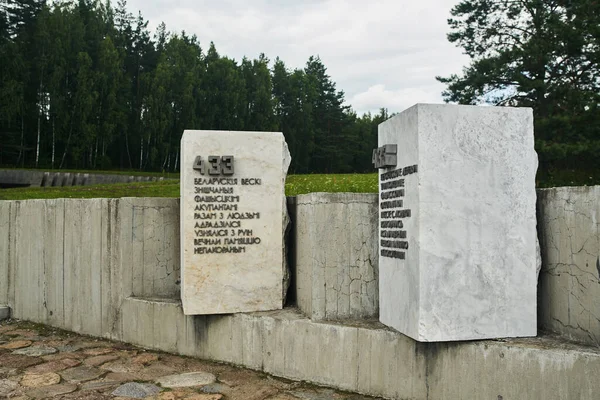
[0,320,381,400]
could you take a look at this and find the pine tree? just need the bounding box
[437,0,600,183]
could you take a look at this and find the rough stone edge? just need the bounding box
[282,138,292,303]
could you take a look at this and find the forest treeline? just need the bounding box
[0,0,386,174]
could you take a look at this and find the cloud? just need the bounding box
[349,84,444,115]
[126,0,470,115]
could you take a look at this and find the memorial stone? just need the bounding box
[376,104,538,342]
[180,130,290,315]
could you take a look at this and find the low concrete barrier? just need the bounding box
[1,189,600,399]
[0,169,167,188]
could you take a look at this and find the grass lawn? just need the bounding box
[3,168,595,201]
[0,173,379,200]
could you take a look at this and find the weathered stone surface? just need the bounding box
[135,363,178,380]
[132,353,158,364]
[0,379,18,396]
[55,344,82,353]
[186,395,223,400]
[68,340,107,349]
[180,130,291,314]
[13,345,57,356]
[103,372,138,383]
[377,104,538,341]
[26,383,77,397]
[291,388,338,400]
[0,340,32,349]
[100,360,142,373]
[156,371,216,388]
[224,382,279,400]
[43,339,71,348]
[4,329,37,338]
[145,390,190,400]
[83,347,113,356]
[42,352,86,361]
[265,394,299,400]
[0,354,43,368]
[200,383,229,394]
[80,379,120,391]
[25,358,80,374]
[147,391,223,400]
[21,372,61,387]
[112,382,161,398]
[0,367,18,378]
[84,354,119,367]
[59,366,106,383]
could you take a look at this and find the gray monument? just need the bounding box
[180,130,291,315]
[375,104,538,342]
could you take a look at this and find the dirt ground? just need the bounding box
[0,319,381,400]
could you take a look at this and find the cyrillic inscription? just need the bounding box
[191,154,263,255]
[379,163,418,260]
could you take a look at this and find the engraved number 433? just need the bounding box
[193,155,234,176]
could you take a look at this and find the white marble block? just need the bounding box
[180,130,290,315]
[377,104,538,342]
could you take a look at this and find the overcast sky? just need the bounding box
[126,0,469,115]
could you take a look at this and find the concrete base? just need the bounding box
[122,298,600,400]
[0,305,10,320]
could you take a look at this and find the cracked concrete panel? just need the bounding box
[295,193,379,321]
[119,198,181,300]
[538,186,600,346]
[99,198,121,340]
[12,200,47,323]
[62,199,106,336]
[0,201,10,305]
[43,199,66,328]
[356,327,427,399]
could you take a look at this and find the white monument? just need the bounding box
[375,104,538,342]
[180,130,290,315]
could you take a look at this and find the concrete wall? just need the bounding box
[0,169,167,188]
[295,193,379,321]
[538,186,600,346]
[0,198,179,338]
[2,192,600,399]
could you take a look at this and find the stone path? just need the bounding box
[0,320,381,399]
